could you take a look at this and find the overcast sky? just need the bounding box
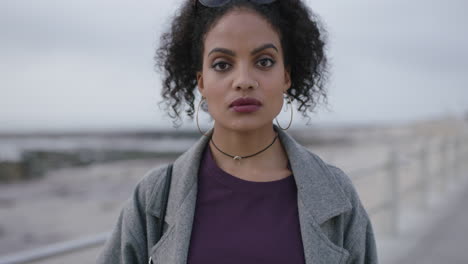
[1,0,467,132]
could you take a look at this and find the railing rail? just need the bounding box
[0,233,109,264]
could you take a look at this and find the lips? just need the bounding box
[229,97,262,113]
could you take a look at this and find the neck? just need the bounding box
[208,123,290,182]
[211,123,277,157]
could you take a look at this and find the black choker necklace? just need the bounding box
[210,133,279,161]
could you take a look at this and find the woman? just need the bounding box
[98,0,378,263]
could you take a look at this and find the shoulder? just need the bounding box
[138,165,168,193]
[304,148,363,210]
[277,132,378,261]
[321,159,373,247]
[130,164,170,211]
[325,163,362,206]
[97,164,172,263]
[116,164,171,225]
[305,150,371,224]
[324,163,378,262]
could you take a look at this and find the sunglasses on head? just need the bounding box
[195,0,277,8]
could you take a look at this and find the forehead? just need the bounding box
[203,9,282,54]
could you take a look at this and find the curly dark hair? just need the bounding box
[155,0,329,126]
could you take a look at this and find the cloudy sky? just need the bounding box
[1,0,467,132]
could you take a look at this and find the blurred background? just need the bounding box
[1,0,467,263]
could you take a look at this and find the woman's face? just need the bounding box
[197,8,291,133]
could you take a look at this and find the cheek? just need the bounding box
[263,88,284,115]
[202,78,227,113]
[262,75,286,97]
[273,93,285,112]
[267,83,287,115]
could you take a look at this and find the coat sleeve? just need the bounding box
[345,218,378,264]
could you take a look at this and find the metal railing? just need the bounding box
[1,132,467,263]
[0,233,109,264]
[348,134,468,236]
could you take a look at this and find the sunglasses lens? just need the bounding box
[198,0,232,7]
[253,0,276,3]
[198,0,277,7]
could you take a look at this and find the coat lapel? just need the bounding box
[149,127,352,264]
[148,132,211,264]
[278,129,352,264]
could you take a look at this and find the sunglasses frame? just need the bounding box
[194,0,277,8]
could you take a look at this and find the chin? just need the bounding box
[220,118,274,133]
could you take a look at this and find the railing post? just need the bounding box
[419,144,429,209]
[439,139,448,192]
[450,138,457,183]
[455,135,463,181]
[388,149,400,236]
[463,135,468,180]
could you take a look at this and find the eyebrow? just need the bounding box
[207,43,278,57]
[251,43,278,55]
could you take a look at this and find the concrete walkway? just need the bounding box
[396,183,468,264]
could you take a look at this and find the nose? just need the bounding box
[233,65,258,91]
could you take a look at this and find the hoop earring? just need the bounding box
[196,97,211,136]
[275,95,293,130]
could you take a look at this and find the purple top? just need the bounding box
[187,146,306,264]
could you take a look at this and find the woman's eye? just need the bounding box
[257,58,275,68]
[212,62,231,71]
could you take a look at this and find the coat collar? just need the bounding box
[148,126,352,264]
[277,128,352,224]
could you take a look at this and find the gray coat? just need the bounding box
[97,129,378,264]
